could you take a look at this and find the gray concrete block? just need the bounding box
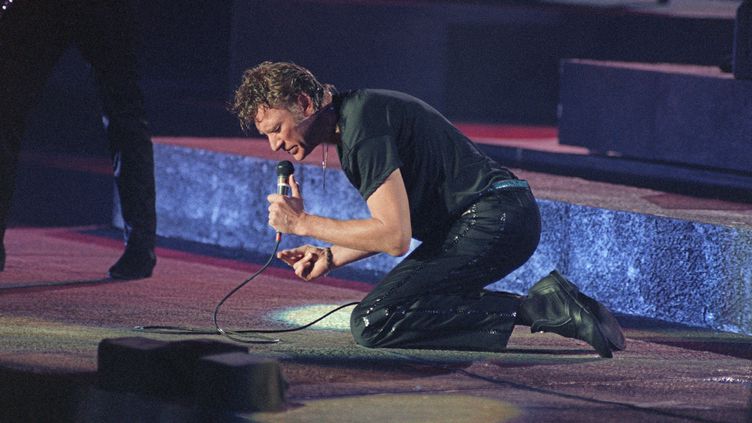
[97,337,247,401]
[194,352,287,412]
[97,337,168,396]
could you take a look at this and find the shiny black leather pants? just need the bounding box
[0,0,156,249]
[351,187,541,351]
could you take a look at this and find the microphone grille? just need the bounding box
[276,160,295,177]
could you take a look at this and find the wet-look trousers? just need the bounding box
[351,187,541,351]
[0,0,156,249]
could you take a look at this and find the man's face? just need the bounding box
[255,105,312,161]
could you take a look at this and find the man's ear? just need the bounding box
[297,93,315,117]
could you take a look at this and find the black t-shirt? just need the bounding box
[335,89,516,241]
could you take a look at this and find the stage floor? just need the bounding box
[544,0,740,19]
[1,226,750,422]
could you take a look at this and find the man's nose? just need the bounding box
[269,136,283,152]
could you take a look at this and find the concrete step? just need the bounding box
[113,136,752,336]
[558,59,752,174]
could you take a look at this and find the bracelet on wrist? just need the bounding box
[324,247,334,270]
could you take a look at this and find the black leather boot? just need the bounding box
[548,271,626,352]
[109,125,157,280]
[108,131,156,280]
[108,142,157,280]
[108,242,156,280]
[519,270,626,358]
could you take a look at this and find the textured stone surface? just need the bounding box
[492,200,752,335]
[115,142,752,335]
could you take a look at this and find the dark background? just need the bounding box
[22,0,734,154]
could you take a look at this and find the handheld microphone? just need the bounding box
[275,160,295,241]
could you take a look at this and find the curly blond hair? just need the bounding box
[231,61,328,132]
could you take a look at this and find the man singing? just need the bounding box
[231,61,625,357]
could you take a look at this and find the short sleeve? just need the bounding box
[347,135,404,200]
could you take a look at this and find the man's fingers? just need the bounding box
[290,174,301,198]
[278,255,297,266]
[292,251,312,270]
[278,246,323,281]
[292,251,321,281]
[293,255,313,279]
[278,248,305,266]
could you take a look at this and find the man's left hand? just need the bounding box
[277,244,331,281]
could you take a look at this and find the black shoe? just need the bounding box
[108,245,156,280]
[521,271,625,358]
[545,271,626,352]
[574,291,626,352]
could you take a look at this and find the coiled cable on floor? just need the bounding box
[134,238,359,344]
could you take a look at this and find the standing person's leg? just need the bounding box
[74,0,157,279]
[0,3,71,271]
[350,188,541,351]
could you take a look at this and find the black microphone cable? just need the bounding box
[210,237,284,344]
[134,237,359,344]
[210,238,358,344]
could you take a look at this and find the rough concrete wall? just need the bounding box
[492,200,752,335]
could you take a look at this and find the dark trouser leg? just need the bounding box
[105,97,157,253]
[76,0,156,250]
[75,1,157,278]
[351,189,541,351]
[0,3,70,271]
